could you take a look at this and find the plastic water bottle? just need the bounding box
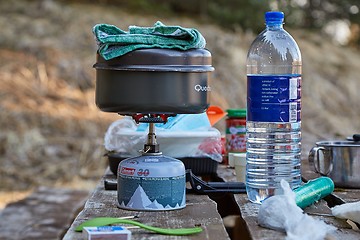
[246,11,302,204]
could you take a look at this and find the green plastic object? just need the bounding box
[75,217,203,236]
[294,177,334,209]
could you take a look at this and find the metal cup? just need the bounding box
[308,141,360,188]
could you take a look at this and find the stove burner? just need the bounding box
[130,114,177,154]
[143,121,160,154]
[131,114,175,124]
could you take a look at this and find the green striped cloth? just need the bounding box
[92,21,206,60]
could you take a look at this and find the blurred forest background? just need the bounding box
[0,0,359,207]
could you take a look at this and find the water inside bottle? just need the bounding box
[246,121,302,204]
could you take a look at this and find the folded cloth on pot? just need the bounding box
[92,21,206,60]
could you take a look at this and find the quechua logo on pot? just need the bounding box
[194,84,211,92]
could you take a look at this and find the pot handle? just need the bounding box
[308,146,333,176]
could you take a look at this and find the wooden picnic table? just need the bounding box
[62,169,231,240]
[63,159,360,240]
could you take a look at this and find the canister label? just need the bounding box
[247,74,301,122]
[117,174,186,211]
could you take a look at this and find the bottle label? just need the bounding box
[247,75,301,122]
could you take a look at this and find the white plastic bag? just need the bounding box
[258,180,336,240]
[332,201,360,225]
[104,116,222,162]
[104,117,138,154]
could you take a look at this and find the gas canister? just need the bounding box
[117,154,186,211]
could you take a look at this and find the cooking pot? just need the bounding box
[94,48,214,115]
[308,140,360,188]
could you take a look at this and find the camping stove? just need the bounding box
[94,48,214,211]
[117,114,186,211]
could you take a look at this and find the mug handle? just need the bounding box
[308,146,333,176]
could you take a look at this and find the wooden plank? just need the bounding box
[234,194,286,240]
[0,187,88,240]
[218,162,360,240]
[63,169,230,240]
[332,189,360,203]
[302,159,360,239]
[300,158,320,181]
[234,193,360,240]
[217,165,285,239]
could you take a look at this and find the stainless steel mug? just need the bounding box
[308,141,360,188]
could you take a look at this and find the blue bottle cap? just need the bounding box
[265,11,284,24]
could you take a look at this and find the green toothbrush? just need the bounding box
[75,217,203,236]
